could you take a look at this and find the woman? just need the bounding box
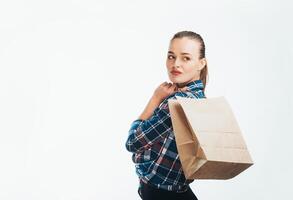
[125,30,209,200]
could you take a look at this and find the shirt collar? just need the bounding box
[177,79,204,92]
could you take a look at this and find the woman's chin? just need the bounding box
[170,79,185,85]
[169,77,181,83]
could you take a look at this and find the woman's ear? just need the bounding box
[199,58,207,70]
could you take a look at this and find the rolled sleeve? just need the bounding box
[125,92,189,153]
[125,105,172,153]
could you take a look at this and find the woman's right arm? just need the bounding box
[125,83,188,153]
[137,94,162,121]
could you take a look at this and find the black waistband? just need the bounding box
[140,179,189,193]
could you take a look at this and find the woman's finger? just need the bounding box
[166,83,172,88]
[169,84,177,91]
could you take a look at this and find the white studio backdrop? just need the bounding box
[0,0,292,199]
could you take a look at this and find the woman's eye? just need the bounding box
[167,55,190,61]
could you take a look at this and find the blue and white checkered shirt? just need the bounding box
[125,79,206,192]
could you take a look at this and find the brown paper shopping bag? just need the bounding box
[168,96,253,180]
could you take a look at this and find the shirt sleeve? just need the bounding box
[125,92,188,153]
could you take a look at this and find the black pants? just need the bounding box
[138,182,198,200]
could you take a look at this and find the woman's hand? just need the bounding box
[138,82,188,121]
[153,82,188,102]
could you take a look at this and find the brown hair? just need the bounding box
[170,31,209,92]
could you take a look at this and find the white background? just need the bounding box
[0,0,292,199]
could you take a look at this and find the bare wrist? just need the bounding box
[151,94,162,103]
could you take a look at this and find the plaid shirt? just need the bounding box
[125,79,206,192]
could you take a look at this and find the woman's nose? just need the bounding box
[174,58,181,68]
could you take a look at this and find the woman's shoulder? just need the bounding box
[168,90,203,100]
[158,91,195,109]
[156,90,206,114]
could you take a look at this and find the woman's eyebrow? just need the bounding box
[168,51,191,55]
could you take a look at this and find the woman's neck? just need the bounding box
[176,82,187,88]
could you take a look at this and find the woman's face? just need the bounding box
[166,37,206,87]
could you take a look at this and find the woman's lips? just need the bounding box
[171,71,182,76]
